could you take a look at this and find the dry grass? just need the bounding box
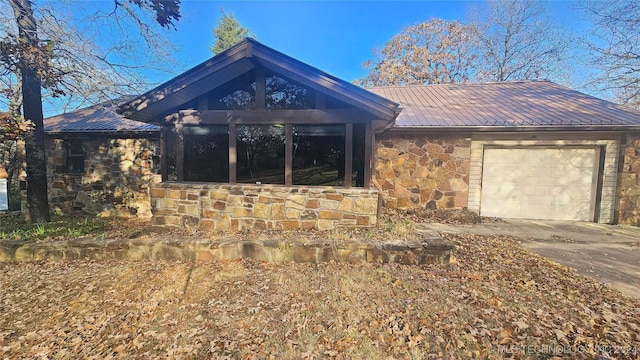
[1,232,638,359]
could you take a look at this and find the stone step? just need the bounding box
[0,236,453,265]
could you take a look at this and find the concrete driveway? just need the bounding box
[417,219,640,298]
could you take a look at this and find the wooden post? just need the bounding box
[344,123,353,188]
[175,124,184,182]
[255,68,266,110]
[160,127,168,182]
[363,123,372,189]
[285,124,293,186]
[229,124,237,183]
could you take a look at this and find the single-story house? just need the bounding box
[39,38,640,228]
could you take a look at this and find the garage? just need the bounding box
[480,147,600,221]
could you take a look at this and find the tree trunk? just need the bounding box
[9,0,50,222]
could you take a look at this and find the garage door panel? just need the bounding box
[480,148,597,221]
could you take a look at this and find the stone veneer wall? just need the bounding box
[150,183,379,231]
[616,132,640,226]
[375,134,471,209]
[43,137,160,217]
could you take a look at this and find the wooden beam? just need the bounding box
[285,124,293,186]
[344,123,353,188]
[175,124,184,182]
[229,124,237,183]
[160,127,168,182]
[364,122,372,189]
[168,109,375,125]
[255,67,266,110]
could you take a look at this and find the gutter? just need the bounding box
[385,125,640,133]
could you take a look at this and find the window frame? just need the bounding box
[65,139,85,174]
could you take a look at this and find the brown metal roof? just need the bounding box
[368,81,640,129]
[45,99,159,134]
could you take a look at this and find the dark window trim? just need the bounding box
[65,139,85,174]
[174,122,368,188]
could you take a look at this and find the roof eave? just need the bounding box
[119,38,401,123]
[45,129,160,136]
[387,125,640,132]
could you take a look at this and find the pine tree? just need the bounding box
[211,10,249,55]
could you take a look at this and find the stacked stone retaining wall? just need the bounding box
[151,183,379,231]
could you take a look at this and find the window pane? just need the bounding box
[66,157,84,173]
[65,140,84,173]
[166,127,177,181]
[266,73,315,110]
[237,125,285,184]
[352,124,366,187]
[184,126,229,182]
[292,125,345,186]
[209,70,256,110]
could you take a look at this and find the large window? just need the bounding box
[178,123,367,187]
[292,125,345,186]
[184,126,229,182]
[237,125,285,184]
[65,140,84,173]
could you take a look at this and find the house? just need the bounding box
[41,38,640,228]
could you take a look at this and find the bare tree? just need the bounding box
[0,0,181,222]
[357,19,478,86]
[579,0,639,108]
[470,0,571,82]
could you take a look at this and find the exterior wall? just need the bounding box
[150,183,379,231]
[468,134,620,224]
[616,132,640,226]
[45,136,160,217]
[375,133,471,209]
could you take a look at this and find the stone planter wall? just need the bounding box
[375,134,471,209]
[616,132,640,226]
[150,183,379,231]
[43,137,160,217]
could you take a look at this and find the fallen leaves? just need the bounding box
[0,233,639,359]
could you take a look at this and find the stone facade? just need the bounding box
[150,183,379,231]
[375,134,471,209]
[44,136,160,217]
[616,132,640,226]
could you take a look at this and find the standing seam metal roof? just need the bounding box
[367,80,640,128]
[44,98,159,133]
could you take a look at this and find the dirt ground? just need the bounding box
[417,219,640,298]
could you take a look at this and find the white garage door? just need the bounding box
[480,147,598,221]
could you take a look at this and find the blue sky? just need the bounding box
[161,0,587,83]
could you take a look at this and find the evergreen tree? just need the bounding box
[211,10,249,55]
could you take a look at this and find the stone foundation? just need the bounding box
[151,183,379,231]
[44,137,159,217]
[0,236,453,265]
[375,134,471,209]
[616,132,640,226]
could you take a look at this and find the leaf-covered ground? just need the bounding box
[1,233,638,359]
